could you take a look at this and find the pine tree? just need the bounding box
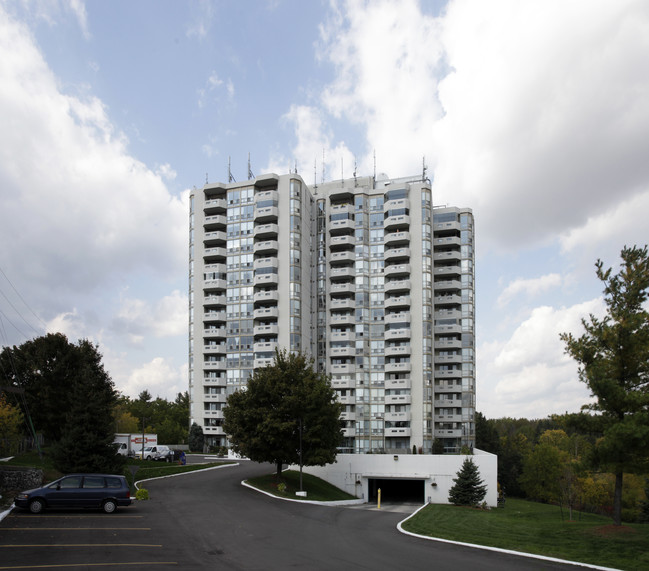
[448,457,487,506]
[188,422,204,452]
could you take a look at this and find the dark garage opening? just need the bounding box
[368,478,425,504]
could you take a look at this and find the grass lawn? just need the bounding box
[401,498,649,571]
[246,470,357,502]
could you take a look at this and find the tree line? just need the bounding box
[0,332,189,473]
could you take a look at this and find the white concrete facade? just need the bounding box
[189,172,476,454]
[293,449,497,506]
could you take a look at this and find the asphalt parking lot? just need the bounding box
[0,500,181,569]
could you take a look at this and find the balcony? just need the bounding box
[384,214,410,231]
[434,220,461,233]
[203,294,226,307]
[329,313,355,326]
[434,250,461,262]
[254,189,279,204]
[385,394,412,405]
[203,426,226,435]
[329,282,355,295]
[254,307,278,320]
[331,363,355,375]
[385,362,411,373]
[203,327,226,338]
[384,345,410,357]
[434,294,462,306]
[342,427,356,437]
[203,279,226,292]
[435,309,461,321]
[331,330,354,342]
[434,369,461,378]
[384,264,411,278]
[203,247,227,262]
[384,295,411,309]
[253,240,278,255]
[385,378,411,390]
[253,323,279,337]
[384,328,411,340]
[385,312,410,325]
[435,398,463,408]
[203,344,226,355]
[203,360,227,370]
[384,231,410,245]
[433,279,462,292]
[204,198,226,213]
[337,394,356,405]
[329,346,355,358]
[384,247,410,262]
[203,393,227,403]
[254,340,278,353]
[385,411,410,422]
[434,236,461,247]
[435,265,461,277]
[384,198,410,211]
[330,250,356,264]
[204,230,226,246]
[253,273,278,287]
[329,219,355,235]
[254,289,278,304]
[329,235,355,250]
[385,427,411,437]
[254,357,274,369]
[435,323,462,335]
[254,205,279,223]
[253,223,279,239]
[254,257,278,271]
[204,214,226,230]
[203,311,226,322]
[329,267,355,280]
[434,428,463,438]
[384,279,411,293]
[329,298,355,311]
[434,338,462,349]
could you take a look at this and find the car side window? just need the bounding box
[105,477,122,489]
[59,476,82,489]
[83,476,106,488]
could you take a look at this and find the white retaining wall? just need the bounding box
[291,449,498,506]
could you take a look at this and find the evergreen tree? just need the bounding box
[560,245,649,525]
[448,457,487,506]
[223,349,342,477]
[189,422,204,452]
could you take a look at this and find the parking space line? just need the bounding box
[0,544,162,547]
[0,562,178,569]
[1,527,150,531]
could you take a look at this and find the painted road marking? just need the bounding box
[0,562,178,569]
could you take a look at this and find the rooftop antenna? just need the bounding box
[248,153,254,180]
[294,159,298,174]
[228,157,236,183]
[422,156,429,183]
[373,149,376,181]
[353,158,358,187]
[313,158,318,190]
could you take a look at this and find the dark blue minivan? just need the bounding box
[14,474,131,514]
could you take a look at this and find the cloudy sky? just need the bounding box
[1,0,647,419]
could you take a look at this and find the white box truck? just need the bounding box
[113,433,157,457]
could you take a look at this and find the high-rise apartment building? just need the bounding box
[189,172,475,454]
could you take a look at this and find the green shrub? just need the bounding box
[135,488,149,501]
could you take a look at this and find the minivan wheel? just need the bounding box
[103,499,117,514]
[29,499,44,514]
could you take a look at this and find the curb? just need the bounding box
[396,504,619,571]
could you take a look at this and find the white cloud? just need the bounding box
[155,163,177,181]
[497,273,562,308]
[0,5,187,304]
[113,356,186,400]
[432,0,649,252]
[478,299,604,418]
[113,290,188,342]
[317,0,444,176]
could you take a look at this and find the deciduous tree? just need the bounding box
[223,349,342,477]
[560,245,649,525]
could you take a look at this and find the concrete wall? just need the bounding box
[292,448,497,506]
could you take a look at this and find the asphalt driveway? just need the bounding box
[1,461,592,570]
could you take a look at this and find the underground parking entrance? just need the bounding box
[368,477,426,504]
